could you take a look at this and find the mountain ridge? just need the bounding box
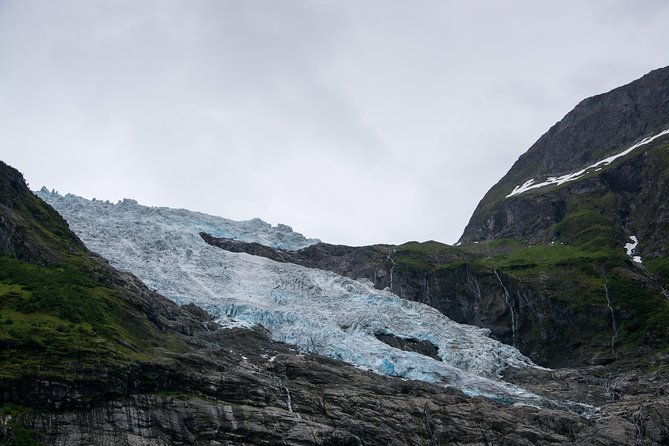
[460,65,669,248]
[490,66,669,193]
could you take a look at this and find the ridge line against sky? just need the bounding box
[1,0,668,246]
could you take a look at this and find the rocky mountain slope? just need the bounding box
[456,66,669,366]
[4,162,650,445]
[461,66,669,255]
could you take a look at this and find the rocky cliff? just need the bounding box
[460,66,669,254]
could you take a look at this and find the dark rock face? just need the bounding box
[200,232,397,287]
[460,136,669,259]
[512,66,669,181]
[461,66,669,249]
[374,333,441,361]
[0,327,595,445]
[6,326,669,445]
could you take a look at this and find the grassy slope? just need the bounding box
[639,142,669,284]
[0,164,183,387]
[392,240,474,272]
[0,257,173,381]
[391,240,668,366]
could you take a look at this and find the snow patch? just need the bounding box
[507,129,669,198]
[624,235,643,264]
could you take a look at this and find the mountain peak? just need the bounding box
[511,66,669,184]
[460,66,669,247]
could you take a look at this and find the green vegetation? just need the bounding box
[646,257,669,284]
[393,241,472,272]
[0,421,41,446]
[479,242,613,272]
[390,225,669,361]
[479,239,668,350]
[0,404,33,417]
[550,193,620,251]
[0,165,187,384]
[6,181,88,267]
[0,258,106,324]
[0,255,178,381]
[606,272,669,346]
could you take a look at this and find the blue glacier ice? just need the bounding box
[38,189,592,410]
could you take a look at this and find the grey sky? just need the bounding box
[1,1,668,246]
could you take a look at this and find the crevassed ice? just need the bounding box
[40,190,557,405]
[38,188,319,251]
[507,129,669,198]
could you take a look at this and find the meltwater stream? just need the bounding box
[39,189,589,410]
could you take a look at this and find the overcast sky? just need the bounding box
[1,1,668,246]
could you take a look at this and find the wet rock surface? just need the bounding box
[374,333,442,361]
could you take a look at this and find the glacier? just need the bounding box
[39,189,589,409]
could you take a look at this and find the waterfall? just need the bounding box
[494,269,518,347]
